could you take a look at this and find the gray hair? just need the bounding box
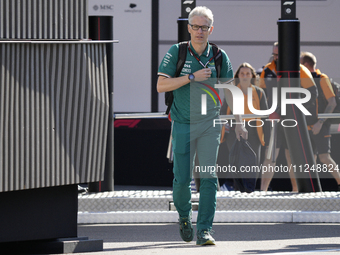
[188,6,214,27]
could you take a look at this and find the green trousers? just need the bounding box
[172,120,220,231]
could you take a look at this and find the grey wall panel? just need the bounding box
[0,0,88,39]
[0,43,109,192]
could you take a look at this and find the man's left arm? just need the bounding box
[312,76,337,135]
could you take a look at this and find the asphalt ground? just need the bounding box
[76,222,340,255]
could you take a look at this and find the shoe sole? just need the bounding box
[196,240,215,245]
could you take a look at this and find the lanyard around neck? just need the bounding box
[187,42,216,68]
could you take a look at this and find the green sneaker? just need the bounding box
[196,229,215,245]
[179,216,194,242]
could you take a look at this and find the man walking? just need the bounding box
[157,6,246,245]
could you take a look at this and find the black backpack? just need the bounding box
[165,41,223,115]
[312,73,340,124]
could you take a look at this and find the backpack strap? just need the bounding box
[210,42,222,79]
[165,42,188,115]
[175,41,188,77]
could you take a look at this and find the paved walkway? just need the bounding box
[76,222,340,255]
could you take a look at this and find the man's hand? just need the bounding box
[235,123,248,141]
[193,68,212,82]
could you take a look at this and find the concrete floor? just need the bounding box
[76,222,340,255]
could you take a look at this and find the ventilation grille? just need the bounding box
[0,0,88,39]
[0,43,109,192]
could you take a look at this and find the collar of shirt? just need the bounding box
[189,41,211,58]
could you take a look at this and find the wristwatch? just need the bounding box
[319,118,326,124]
[188,73,195,81]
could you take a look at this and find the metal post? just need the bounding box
[152,0,159,112]
[88,16,114,192]
[278,0,321,192]
[178,0,196,42]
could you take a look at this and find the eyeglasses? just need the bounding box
[189,24,210,31]
[272,53,278,57]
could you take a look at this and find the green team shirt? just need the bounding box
[158,41,233,124]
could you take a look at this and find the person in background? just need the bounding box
[259,42,317,192]
[301,51,340,190]
[220,63,268,192]
[259,42,297,191]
